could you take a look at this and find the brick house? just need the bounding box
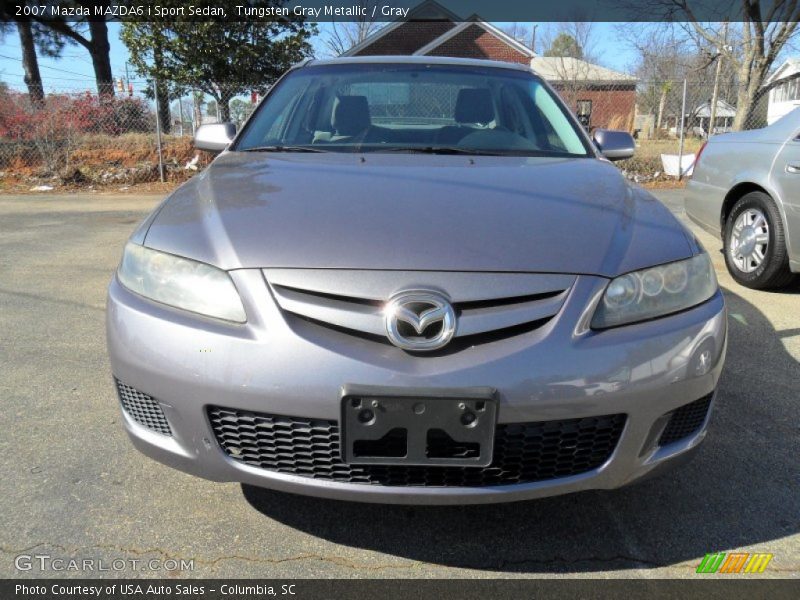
[343,1,638,130]
[529,57,638,131]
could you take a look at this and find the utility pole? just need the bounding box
[531,24,538,54]
[192,90,201,133]
[708,22,729,137]
[678,79,688,181]
[177,95,184,137]
[153,79,165,183]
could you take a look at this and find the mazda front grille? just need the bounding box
[208,406,625,487]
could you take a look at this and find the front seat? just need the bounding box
[331,95,372,141]
[437,88,494,145]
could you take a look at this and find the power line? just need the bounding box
[58,52,96,66]
[0,53,95,78]
[0,73,150,90]
[0,72,91,82]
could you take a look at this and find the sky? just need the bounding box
[0,21,639,94]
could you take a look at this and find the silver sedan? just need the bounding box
[686,110,800,289]
[106,57,726,504]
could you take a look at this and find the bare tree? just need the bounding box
[626,27,686,132]
[624,25,740,135]
[539,22,599,63]
[323,2,384,56]
[499,23,537,52]
[537,22,601,118]
[662,1,800,129]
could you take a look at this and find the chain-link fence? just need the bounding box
[0,78,772,190]
[552,78,768,183]
[0,81,259,190]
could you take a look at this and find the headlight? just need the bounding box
[592,253,717,329]
[117,242,246,323]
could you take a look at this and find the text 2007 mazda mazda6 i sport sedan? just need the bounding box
[106,56,726,504]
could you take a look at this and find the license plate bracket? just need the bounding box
[341,385,497,467]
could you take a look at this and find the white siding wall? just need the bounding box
[768,67,800,124]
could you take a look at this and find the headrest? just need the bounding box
[455,88,494,124]
[332,96,371,136]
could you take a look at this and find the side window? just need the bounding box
[530,84,586,154]
[498,86,524,136]
[264,97,298,141]
[268,84,321,145]
[237,73,312,147]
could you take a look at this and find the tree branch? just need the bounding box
[29,17,90,50]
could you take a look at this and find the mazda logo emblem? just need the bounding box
[384,291,456,351]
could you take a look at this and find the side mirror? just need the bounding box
[592,129,635,161]
[194,123,236,153]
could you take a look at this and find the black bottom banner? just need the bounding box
[3,579,800,600]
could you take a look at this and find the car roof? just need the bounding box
[299,55,534,73]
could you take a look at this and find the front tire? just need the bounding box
[723,191,794,289]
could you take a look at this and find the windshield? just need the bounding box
[235,63,591,157]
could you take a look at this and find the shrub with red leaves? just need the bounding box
[0,90,153,140]
[0,90,155,174]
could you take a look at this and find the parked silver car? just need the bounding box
[107,57,726,504]
[686,110,800,289]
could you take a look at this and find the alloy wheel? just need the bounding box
[730,208,769,273]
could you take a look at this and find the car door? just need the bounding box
[768,134,800,267]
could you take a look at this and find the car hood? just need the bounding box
[142,153,693,277]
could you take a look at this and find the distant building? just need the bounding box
[765,58,800,124]
[344,0,638,130]
[687,99,737,135]
[529,57,638,130]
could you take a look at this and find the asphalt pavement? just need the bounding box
[0,189,798,578]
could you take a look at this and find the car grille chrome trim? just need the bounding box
[115,380,172,436]
[264,270,575,346]
[454,290,568,336]
[208,406,626,487]
[272,284,386,337]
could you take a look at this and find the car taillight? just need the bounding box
[690,142,707,178]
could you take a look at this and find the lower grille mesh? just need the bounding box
[115,380,172,436]
[659,394,713,446]
[208,406,625,487]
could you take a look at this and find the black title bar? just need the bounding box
[3,0,797,23]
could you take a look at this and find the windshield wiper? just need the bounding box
[239,145,329,153]
[375,146,498,156]
[372,146,582,158]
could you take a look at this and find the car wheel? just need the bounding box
[723,191,795,289]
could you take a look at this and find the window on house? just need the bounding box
[775,80,800,103]
[576,99,592,128]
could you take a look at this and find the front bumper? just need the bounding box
[106,270,727,504]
